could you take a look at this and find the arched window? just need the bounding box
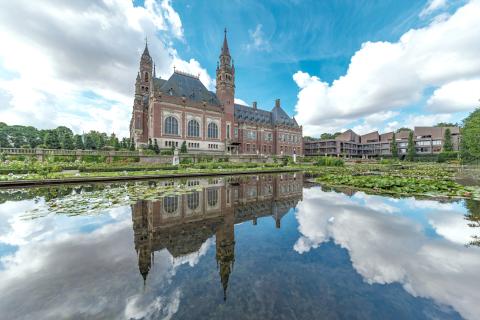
[144,72,149,82]
[163,196,178,214]
[207,189,218,207]
[187,120,200,137]
[187,192,200,210]
[165,116,178,135]
[207,122,218,139]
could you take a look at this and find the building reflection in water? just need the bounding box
[131,173,303,300]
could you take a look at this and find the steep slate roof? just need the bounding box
[271,105,297,126]
[154,71,221,106]
[234,104,272,124]
[234,103,299,128]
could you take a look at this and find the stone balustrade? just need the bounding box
[0,148,276,163]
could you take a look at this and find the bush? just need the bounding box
[314,156,344,167]
[437,151,459,163]
[160,149,173,156]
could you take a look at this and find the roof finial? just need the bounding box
[173,65,176,72]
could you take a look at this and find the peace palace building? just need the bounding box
[130,30,303,155]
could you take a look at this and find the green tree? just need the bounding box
[443,128,453,152]
[435,122,456,127]
[84,135,96,150]
[148,138,153,150]
[180,141,187,153]
[113,138,120,150]
[44,130,61,149]
[406,131,416,161]
[55,126,73,147]
[62,133,74,150]
[75,135,84,150]
[0,131,10,147]
[130,140,136,151]
[460,108,480,162]
[397,127,412,133]
[390,132,398,158]
[153,139,160,154]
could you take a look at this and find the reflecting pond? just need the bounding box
[0,173,479,319]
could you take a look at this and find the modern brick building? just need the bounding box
[304,126,460,158]
[130,30,303,155]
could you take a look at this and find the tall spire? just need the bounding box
[142,36,151,59]
[222,27,230,56]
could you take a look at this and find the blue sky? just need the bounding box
[0,0,478,137]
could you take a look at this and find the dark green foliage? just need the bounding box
[390,132,398,158]
[397,127,412,133]
[443,128,453,152]
[62,132,74,150]
[44,130,61,149]
[435,122,457,127]
[84,135,96,149]
[320,132,341,140]
[129,140,136,151]
[180,141,187,153]
[75,135,84,150]
[153,139,160,154]
[461,108,480,162]
[160,149,173,155]
[437,151,458,163]
[314,156,344,167]
[407,131,415,161]
[148,138,153,150]
[0,131,10,147]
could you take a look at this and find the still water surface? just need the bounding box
[0,173,479,320]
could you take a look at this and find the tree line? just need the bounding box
[0,123,135,151]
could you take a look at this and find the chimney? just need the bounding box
[275,99,280,108]
[252,101,257,110]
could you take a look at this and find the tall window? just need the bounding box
[207,189,218,207]
[187,192,200,210]
[165,116,178,135]
[226,124,230,139]
[208,122,218,139]
[187,120,200,137]
[163,196,178,214]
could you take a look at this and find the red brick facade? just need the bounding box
[130,31,303,155]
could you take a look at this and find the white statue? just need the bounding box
[172,147,180,165]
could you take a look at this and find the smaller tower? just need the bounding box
[131,39,153,148]
[216,209,235,301]
[138,39,153,95]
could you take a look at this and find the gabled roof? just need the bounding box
[271,105,297,126]
[155,71,220,106]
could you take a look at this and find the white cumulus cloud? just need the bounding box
[293,0,480,136]
[0,0,210,137]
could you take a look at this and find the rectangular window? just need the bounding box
[226,124,231,139]
[234,128,238,138]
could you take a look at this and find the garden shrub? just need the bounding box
[437,151,459,163]
[315,157,344,167]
